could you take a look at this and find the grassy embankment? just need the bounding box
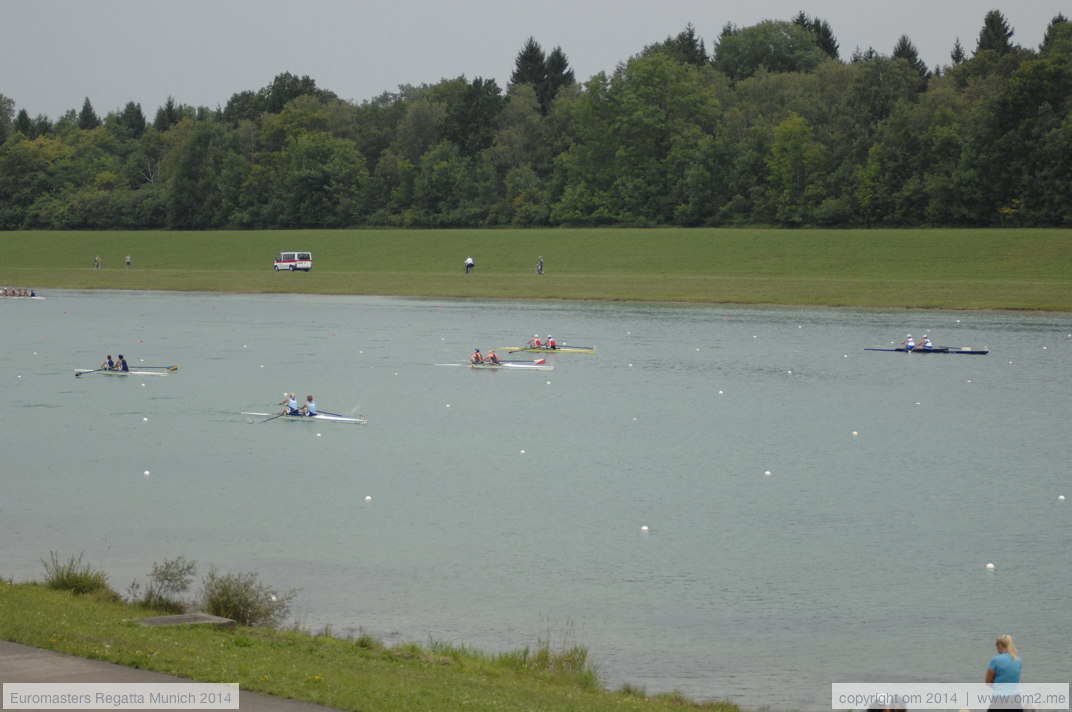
[2,228,1071,310]
[0,581,742,712]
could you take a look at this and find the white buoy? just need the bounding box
[364,495,372,502]
[1059,495,1065,501]
[520,450,526,454]
[445,404,450,408]
[316,433,322,437]
[852,431,858,436]
[143,417,149,422]
[546,381,551,384]
[986,563,995,570]
[140,383,145,387]
[143,470,150,476]
[640,525,649,532]
[764,470,772,476]
[718,390,723,394]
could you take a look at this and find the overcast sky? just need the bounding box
[3,0,1069,120]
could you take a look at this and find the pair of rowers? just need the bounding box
[279,393,317,415]
[901,334,935,350]
[99,354,129,371]
[470,349,500,365]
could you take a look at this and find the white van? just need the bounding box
[274,251,312,271]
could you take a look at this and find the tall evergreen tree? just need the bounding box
[511,37,547,87]
[892,35,929,87]
[14,108,33,138]
[1040,14,1071,54]
[116,101,147,138]
[648,24,708,66]
[78,97,100,130]
[950,38,966,65]
[976,10,1015,55]
[511,38,572,115]
[851,46,880,63]
[792,12,839,60]
[542,46,575,110]
[154,97,181,131]
[0,94,13,144]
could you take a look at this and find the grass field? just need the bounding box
[2,228,1070,310]
[0,582,742,712]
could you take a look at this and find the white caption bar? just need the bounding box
[832,683,1069,710]
[4,683,239,709]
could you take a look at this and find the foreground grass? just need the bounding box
[0,582,743,712]
[2,228,1070,310]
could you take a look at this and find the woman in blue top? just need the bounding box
[115,355,129,372]
[986,634,1022,711]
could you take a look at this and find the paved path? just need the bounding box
[0,640,344,711]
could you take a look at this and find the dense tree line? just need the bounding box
[1,10,1070,229]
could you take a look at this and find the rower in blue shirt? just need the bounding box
[299,394,317,416]
[279,393,299,415]
[115,354,129,372]
[100,355,115,370]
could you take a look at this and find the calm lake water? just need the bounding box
[2,290,1070,710]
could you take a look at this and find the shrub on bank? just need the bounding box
[200,567,295,627]
[41,552,114,597]
[127,556,197,613]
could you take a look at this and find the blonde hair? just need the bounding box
[996,634,1019,660]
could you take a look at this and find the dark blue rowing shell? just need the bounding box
[864,347,989,355]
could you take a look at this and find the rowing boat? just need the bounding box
[864,347,990,355]
[435,360,554,370]
[241,411,368,424]
[75,368,173,377]
[503,345,596,354]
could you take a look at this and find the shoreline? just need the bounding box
[14,285,1072,314]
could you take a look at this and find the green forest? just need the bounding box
[2,10,1070,230]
